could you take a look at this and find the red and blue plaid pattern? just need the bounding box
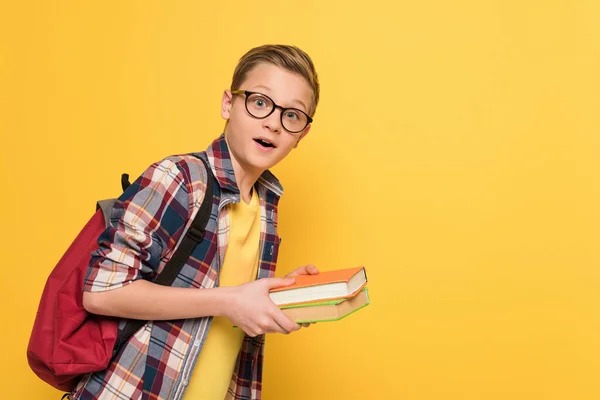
[72,134,283,400]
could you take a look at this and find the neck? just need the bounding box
[233,162,261,204]
[224,144,262,205]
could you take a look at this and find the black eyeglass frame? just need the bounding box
[231,90,313,133]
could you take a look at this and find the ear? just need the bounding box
[221,90,233,120]
[294,124,311,148]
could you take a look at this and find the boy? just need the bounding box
[72,44,320,400]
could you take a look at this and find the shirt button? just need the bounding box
[270,245,274,255]
[193,339,201,347]
[182,379,189,386]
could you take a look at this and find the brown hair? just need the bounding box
[230,44,320,117]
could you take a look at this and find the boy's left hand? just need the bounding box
[284,264,320,328]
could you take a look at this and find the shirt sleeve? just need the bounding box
[83,157,193,292]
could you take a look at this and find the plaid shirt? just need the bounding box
[72,134,283,400]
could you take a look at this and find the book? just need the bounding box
[281,287,370,323]
[269,266,367,306]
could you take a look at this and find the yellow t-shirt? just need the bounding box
[184,188,261,399]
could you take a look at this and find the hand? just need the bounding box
[226,278,301,337]
[284,264,319,278]
[285,264,320,328]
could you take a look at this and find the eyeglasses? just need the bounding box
[231,90,313,134]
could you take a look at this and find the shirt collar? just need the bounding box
[204,133,284,197]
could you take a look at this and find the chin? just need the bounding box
[251,159,276,172]
[247,154,279,171]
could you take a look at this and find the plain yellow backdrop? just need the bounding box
[1,1,599,399]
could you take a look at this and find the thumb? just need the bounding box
[264,277,296,289]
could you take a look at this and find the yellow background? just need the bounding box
[1,1,599,399]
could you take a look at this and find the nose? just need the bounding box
[262,106,283,133]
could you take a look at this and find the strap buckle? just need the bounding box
[187,226,205,242]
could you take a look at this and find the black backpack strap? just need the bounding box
[121,173,131,191]
[112,156,214,355]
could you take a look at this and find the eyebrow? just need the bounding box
[251,85,309,113]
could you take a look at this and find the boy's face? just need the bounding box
[222,63,313,174]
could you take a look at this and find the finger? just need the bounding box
[272,309,300,334]
[285,268,304,277]
[287,265,319,277]
[263,277,296,290]
[258,318,286,335]
[305,265,319,275]
[267,323,287,335]
[243,326,259,337]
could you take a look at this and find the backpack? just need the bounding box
[27,156,214,393]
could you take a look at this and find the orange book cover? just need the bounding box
[270,266,365,292]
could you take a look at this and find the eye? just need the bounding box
[250,94,271,108]
[284,110,300,120]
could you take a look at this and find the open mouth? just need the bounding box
[253,138,276,148]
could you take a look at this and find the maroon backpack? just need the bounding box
[27,157,213,392]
